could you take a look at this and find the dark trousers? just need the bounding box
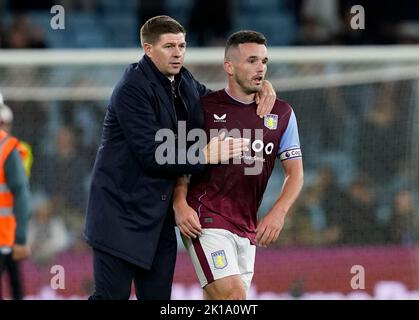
[0,254,23,300]
[5,259,23,300]
[0,253,12,299]
[89,223,177,300]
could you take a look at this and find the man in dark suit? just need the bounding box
[84,15,275,300]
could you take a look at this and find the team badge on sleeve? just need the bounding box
[264,114,278,130]
[211,250,228,269]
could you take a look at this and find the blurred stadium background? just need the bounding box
[0,0,419,299]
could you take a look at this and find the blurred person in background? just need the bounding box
[27,194,71,266]
[0,97,33,178]
[279,185,323,247]
[314,166,345,246]
[384,189,418,245]
[357,83,403,186]
[36,126,88,255]
[3,14,47,49]
[188,0,232,46]
[44,126,87,215]
[336,177,382,245]
[0,21,6,48]
[297,0,342,45]
[0,94,31,299]
[0,94,33,299]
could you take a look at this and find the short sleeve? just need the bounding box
[278,109,303,161]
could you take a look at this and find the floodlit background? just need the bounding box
[0,0,418,299]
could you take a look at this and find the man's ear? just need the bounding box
[224,60,234,76]
[143,43,152,57]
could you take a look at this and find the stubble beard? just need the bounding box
[235,75,261,95]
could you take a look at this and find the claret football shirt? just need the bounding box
[187,89,302,244]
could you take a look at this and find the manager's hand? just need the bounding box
[256,80,276,118]
[203,132,249,164]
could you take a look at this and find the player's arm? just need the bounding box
[256,158,304,247]
[256,108,303,247]
[173,175,202,239]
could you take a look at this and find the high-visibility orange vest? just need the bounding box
[0,129,19,247]
[16,140,33,178]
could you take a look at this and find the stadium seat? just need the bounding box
[234,13,297,45]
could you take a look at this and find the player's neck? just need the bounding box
[225,84,255,104]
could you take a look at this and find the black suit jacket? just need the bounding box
[84,55,210,268]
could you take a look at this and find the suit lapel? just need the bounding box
[140,56,177,128]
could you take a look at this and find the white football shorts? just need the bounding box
[182,228,256,291]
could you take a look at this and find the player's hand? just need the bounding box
[255,209,285,247]
[203,132,249,164]
[174,201,202,239]
[255,80,276,118]
[12,244,31,261]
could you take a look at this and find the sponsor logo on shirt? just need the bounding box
[213,114,227,123]
[234,139,274,162]
[264,114,278,130]
[211,250,228,269]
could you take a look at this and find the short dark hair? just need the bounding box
[140,15,186,46]
[225,30,267,58]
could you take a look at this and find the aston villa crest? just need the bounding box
[211,250,228,269]
[264,114,278,130]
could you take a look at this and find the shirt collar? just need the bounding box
[224,88,255,105]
